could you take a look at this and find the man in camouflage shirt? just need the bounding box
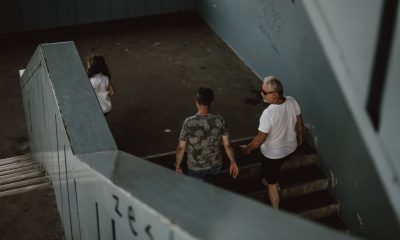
[175,87,239,180]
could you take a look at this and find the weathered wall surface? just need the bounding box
[0,0,194,33]
[195,0,400,239]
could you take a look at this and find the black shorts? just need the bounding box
[262,153,294,184]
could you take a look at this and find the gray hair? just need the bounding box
[263,76,283,95]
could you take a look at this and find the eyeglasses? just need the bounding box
[261,89,275,96]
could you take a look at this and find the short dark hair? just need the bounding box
[87,55,111,79]
[196,87,214,106]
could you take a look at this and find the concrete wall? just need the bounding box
[20,42,353,240]
[0,0,194,33]
[195,0,400,239]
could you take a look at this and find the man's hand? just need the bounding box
[230,162,239,178]
[239,145,251,155]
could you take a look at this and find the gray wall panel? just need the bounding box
[57,0,76,26]
[75,0,94,24]
[379,2,400,193]
[39,0,58,29]
[145,0,164,16]
[163,0,179,13]
[179,0,194,11]
[195,0,400,239]
[92,0,111,22]
[1,0,195,33]
[111,0,129,20]
[0,0,21,33]
[128,0,146,18]
[20,0,40,31]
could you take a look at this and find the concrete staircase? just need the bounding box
[145,139,349,232]
[208,141,349,232]
[0,154,50,198]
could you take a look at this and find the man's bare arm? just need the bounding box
[175,140,187,173]
[295,114,304,145]
[240,131,268,154]
[222,135,239,178]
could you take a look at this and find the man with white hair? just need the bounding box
[240,76,304,209]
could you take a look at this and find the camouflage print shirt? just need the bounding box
[179,114,229,170]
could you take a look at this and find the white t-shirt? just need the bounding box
[90,74,112,113]
[258,96,300,159]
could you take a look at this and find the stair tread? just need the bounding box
[0,169,42,180]
[217,177,264,194]
[145,140,316,170]
[0,170,45,185]
[0,158,33,167]
[280,190,338,213]
[0,182,50,197]
[0,165,38,177]
[0,162,36,173]
[0,176,49,192]
[0,154,32,164]
[313,215,349,232]
[212,164,327,194]
[280,165,327,187]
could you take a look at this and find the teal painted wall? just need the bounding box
[195,0,400,239]
[20,42,355,240]
[0,0,194,33]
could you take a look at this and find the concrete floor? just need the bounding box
[0,12,265,239]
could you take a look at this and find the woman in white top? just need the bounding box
[87,55,115,115]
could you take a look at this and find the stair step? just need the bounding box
[313,215,350,233]
[0,182,50,198]
[0,154,32,166]
[0,158,33,167]
[0,176,49,192]
[144,139,317,172]
[231,141,316,168]
[0,169,41,180]
[279,165,328,198]
[0,170,45,185]
[0,161,36,172]
[212,165,328,199]
[280,190,340,219]
[0,165,38,177]
[207,154,319,186]
[281,153,318,171]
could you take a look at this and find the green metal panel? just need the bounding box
[179,0,194,11]
[92,0,111,22]
[145,0,164,16]
[20,0,40,31]
[0,0,195,33]
[128,0,146,18]
[57,0,76,26]
[0,0,22,32]
[0,0,23,32]
[75,0,95,24]
[39,0,58,29]
[163,0,179,13]
[111,0,129,20]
